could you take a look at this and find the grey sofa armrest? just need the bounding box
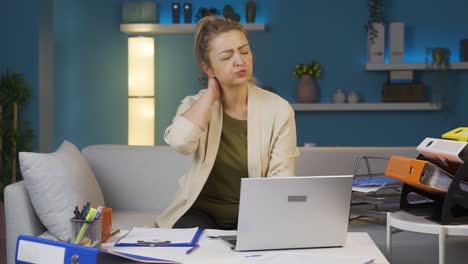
[5,181,46,264]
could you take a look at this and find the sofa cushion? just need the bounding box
[19,140,105,241]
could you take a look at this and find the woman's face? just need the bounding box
[203,30,253,88]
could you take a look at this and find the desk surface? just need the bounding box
[102,229,389,264]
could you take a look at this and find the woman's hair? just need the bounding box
[194,16,248,67]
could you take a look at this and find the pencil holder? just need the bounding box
[70,218,102,247]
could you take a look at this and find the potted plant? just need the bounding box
[366,0,385,44]
[426,47,451,69]
[0,70,35,262]
[424,48,451,103]
[0,71,35,246]
[366,0,385,64]
[292,61,322,103]
[195,7,220,22]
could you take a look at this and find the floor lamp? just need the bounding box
[128,36,155,146]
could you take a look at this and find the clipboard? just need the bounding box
[15,235,179,263]
[385,155,454,193]
[442,127,468,142]
[114,227,203,247]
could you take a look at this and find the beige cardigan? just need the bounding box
[156,84,299,228]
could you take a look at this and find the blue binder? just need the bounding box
[15,235,178,263]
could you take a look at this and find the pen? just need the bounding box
[110,228,120,236]
[93,206,103,220]
[81,202,90,219]
[185,244,199,255]
[73,206,81,220]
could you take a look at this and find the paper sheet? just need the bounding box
[245,253,375,264]
[352,185,386,193]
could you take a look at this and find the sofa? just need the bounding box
[4,144,417,264]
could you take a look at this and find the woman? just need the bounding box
[156,16,298,229]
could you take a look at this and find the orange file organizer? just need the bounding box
[385,156,451,193]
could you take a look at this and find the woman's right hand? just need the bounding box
[180,76,220,131]
[206,77,221,103]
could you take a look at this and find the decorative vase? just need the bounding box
[367,22,385,64]
[347,91,360,103]
[246,1,256,23]
[333,89,346,103]
[296,75,318,103]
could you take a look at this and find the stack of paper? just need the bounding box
[352,175,400,193]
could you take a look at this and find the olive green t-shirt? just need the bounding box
[192,111,248,229]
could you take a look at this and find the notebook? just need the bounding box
[219,175,353,251]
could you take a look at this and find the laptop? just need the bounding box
[219,175,353,251]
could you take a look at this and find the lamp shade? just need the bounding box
[128,36,155,145]
[128,98,155,145]
[128,37,154,97]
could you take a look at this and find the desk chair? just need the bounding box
[387,211,468,264]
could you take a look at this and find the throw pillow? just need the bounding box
[19,140,105,241]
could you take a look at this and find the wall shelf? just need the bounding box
[366,62,468,71]
[291,102,442,111]
[120,23,265,34]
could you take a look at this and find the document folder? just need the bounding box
[15,235,179,264]
[442,127,468,142]
[385,155,456,192]
[417,137,468,164]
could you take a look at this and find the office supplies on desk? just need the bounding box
[81,202,90,219]
[219,176,353,251]
[71,217,101,247]
[16,235,179,264]
[115,227,202,247]
[417,137,468,164]
[74,208,97,244]
[442,127,468,142]
[100,207,112,243]
[385,156,457,192]
[111,228,120,236]
[73,206,81,220]
[352,175,399,193]
[185,244,199,255]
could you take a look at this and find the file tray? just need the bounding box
[394,154,468,225]
[351,156,405,220]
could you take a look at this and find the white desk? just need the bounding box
[103,229,389,264]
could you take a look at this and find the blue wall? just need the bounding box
[53,0,129,147]
[50,0,468,148]
[1,0,40,149]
